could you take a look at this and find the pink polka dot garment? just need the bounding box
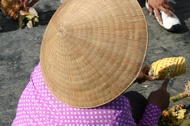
[12,64,161,126]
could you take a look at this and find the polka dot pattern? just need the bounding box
[139,104,162,126]
[12,64,161,126]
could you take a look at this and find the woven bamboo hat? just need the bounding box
[40,0,148,108]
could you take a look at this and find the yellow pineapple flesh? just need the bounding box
[158,104,189,126]
[149,57,186,80]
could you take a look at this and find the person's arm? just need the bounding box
[138,77,170,126]
[138,104,161,126]
[20,0,39,9]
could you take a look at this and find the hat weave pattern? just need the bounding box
[40,0,148,108]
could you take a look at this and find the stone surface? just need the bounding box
[0,0,190,125]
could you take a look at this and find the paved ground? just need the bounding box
[0,0,190,125]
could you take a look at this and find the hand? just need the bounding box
[148,77,170,111]
[135,64,156,84]
[20,0,39,9]
[147,0,174,23]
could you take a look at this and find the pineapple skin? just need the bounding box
[0,0,23,20]
[149,57,186,80]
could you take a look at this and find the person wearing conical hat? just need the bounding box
[12,0,170,125]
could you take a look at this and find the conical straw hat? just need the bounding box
[40,0,148,108]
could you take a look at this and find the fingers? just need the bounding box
[28,0,39,7]
[137,74,155,84]
[20,0,39,9]
[161,77,170,90]
[163,2,174,12]
[144,74,157,81]
[148,0,174,23]
[142,64,151,73]
[154,9,162,24]
[160,6,173,17]
[148,5,153,16]
[136,73,156,84]
[22,0,29,8]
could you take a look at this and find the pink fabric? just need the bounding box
[12,64,161,126]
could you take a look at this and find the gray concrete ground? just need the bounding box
[0,0,190,125]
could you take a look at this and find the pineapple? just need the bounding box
[158,104,188,126]
[0,0,23,20]
[0,0,39,28]
[149,57,186,80]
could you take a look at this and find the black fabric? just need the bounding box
[124,91,148,124]
[137,0,145,7]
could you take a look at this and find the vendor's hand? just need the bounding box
[20,0,39,9]
[147,0,174,24]
[135,64,156,84]
[148,77,170,111]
